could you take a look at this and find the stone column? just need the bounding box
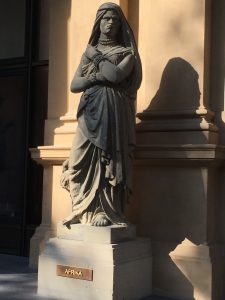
[126,0,225,299]
[29,0,128,268]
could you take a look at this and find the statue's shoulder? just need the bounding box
[123,47,133,55]
[81,53,90,64]
[110,45,133,57]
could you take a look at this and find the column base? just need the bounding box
[29,224,54,268]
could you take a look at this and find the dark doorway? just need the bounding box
[0,0,49,256]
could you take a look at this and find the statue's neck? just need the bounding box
[99,33,115,41]
[98,33,117,47]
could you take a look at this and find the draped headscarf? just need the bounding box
[88,2,142,94]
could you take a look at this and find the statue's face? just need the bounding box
[100,10,120,38]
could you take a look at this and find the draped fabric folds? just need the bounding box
[60,3,142,225]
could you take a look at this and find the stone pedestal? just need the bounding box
[38,225,152,300]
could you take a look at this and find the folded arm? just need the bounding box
[98,54,134,83]
[70,46,135,93]
[70,61,92,93]
[70,56,107,93]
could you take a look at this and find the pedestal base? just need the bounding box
[38,225,152,300]
[57,223,137,243]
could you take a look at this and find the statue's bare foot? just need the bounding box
[61,219,72,229]
[92,214,111,227]
[61,214,79,229]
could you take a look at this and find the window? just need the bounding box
[0,0,26,59]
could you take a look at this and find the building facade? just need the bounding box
[0,0,224,299]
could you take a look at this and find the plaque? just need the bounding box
[56,265,93,281]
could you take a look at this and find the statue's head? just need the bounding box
[89,3,127,45]
[88,2,142,92]
[99,9,121,39]
[97,2,121,14]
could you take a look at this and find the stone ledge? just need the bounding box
[57,223,136,244]
[30,144,225,166]
[136,108,215,121]
[134,144,225,166]
[30,146,70,165]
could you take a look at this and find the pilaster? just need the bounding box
[125,1,225,299]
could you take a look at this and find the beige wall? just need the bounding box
[47,0,71,120]
[133,0,206,113]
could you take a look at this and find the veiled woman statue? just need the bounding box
[60,2,142,227]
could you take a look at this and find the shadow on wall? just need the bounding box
[128,57,213,299]
[148,57,201,111]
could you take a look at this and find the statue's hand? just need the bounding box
[85,45,100,60]
[96,72,107,82]
[86,72,107,84]
[87,73,97,83]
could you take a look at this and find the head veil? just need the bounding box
[88,2,142,94]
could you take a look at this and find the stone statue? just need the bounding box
[60,2,142,228]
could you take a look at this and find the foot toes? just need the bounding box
[92,215,110,227]
[62,219,71,229]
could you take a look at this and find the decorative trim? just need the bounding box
[30,146,70,165]
[134,144,225,166]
